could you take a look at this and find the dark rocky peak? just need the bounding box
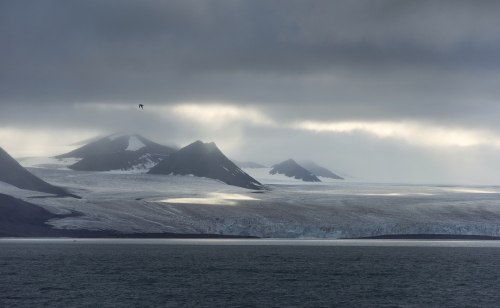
[148,140,264,190]
[270,159,321,182]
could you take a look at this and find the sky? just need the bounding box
[1,0,500,184]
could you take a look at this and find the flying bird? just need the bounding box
[139,104,144,109]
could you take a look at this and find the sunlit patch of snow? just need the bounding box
[155,193,258,205]
[126,136,146,151]
[442,188,499,194]
[222,166,229,171]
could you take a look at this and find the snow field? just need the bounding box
[125,136,146,151]
[3,167,500,238]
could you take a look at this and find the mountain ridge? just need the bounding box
[56,133,175,172]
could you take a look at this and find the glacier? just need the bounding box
[2,166,500,238]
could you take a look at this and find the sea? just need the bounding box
[1,239,500,307]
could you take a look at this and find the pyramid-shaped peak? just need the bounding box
[148,140,264,190]
[270,158,321,182]
[181,140,221,154]
[272,159,298,168]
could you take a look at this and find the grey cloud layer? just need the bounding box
[3,1,500,184]
[2,0,500,128]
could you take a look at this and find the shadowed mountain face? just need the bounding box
[231,160,267,169]
[0,147,78,197]
[56,133,175,172]
[148,141,264,190]
[270,159,321,182]
[300,161,344,180]
[0,193,68,237]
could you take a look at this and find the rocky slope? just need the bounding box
[0,147,78,197]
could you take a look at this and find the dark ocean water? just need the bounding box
[1,240,500,307]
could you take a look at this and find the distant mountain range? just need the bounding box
[0,147,79,198]
[56,133,175,172]
[46,133,345,187]
[231,160,267,169]
[270,159,321,182]
[299,161,344,180]
[148,140,264,190]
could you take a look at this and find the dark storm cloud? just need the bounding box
[1,0,500,127]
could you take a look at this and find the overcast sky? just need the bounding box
[2,0,500,184]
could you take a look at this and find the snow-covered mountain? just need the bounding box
[270,159,321,182]
[148,140,264,190]
[0,147,78,197]
[231,160,267,169]
[55,133,175,172]
[299,161,344,180]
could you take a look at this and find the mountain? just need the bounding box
[56,133,175,172]
[299,161,344,180]
[148,140,264,190]
[270,159,321,182]
[231,160,267,169]
[0,147,78,197]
